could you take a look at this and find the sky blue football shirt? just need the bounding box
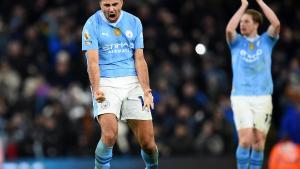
[82,10,144,77]
[228,32,278,96]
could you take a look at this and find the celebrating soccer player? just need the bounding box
[82,0,158,168]
[225,0,280,168]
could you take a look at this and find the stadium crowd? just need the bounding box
[0,0,299,160]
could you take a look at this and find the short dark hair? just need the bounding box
[245,9,263,26]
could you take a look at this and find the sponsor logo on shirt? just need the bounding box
[240,49,262,63]
[102,42,134,54]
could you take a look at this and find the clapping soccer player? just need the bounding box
[226,0,280,168]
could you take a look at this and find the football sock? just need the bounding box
[95,140,113,169]
[141,147,158,169]
[236,145,250,169]
[250,149,264,169]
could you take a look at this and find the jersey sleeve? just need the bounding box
[262,32,279,48]
[134,18,144,49]
[82,17,98,51]
[228,33,242,49]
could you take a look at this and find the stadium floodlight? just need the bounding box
[195,43,206,55]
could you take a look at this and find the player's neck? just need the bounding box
[247,31,258,38]
[245,32,259,42]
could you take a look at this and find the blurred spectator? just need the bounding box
[0,62,21,105]
[279,57,300,144]
[169,123,194,155]
[0,16,8,58]
[268,56,300,169]
[48,50,74,88]
[268,141,300,169]
[279,103,300,144]
[285,57,300,102]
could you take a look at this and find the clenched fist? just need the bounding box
[94,89,105,103]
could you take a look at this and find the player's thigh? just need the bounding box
[98,113,118,135]
[92,86,123,119]
[253,95,273,134]
[237,128,255,146]
[231,96,254,130]
[121,85,152,120]
[127,120,155,145]
[253,128,266,143]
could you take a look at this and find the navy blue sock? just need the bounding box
[236,145,250,169]
[95,140,113,169]
[250,150,264,169]
[141,147,158,169]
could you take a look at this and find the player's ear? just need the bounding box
[255,22,259,30]
[99,0,102,8]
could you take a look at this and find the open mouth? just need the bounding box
[109,13,116,19]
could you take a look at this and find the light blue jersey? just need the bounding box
[82,10,144,77]
[229,32,278,96]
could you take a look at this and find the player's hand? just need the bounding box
[143,91,154,111]
[94,89,105,103]
[241,0,248,6]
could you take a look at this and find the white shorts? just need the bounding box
[92,76,152,121]
[230,95,272,134]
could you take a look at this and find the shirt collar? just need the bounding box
[245,34,260,42]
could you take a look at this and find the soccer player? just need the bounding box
[81,0,158,168]
[225,0,280,169]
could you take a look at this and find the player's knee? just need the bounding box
[239,138,252,148]
[252,139,266,151]
[142,142,157,153]
[238,129,254,147]
[252,129,266,150]
[140,138,156,152]
[102,131,118,145]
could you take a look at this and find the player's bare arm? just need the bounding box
[256,0,280,37]
[134,48,154,110]
[86,49,105,103]
[226,0,248,43]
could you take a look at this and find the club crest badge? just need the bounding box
[125,30,133,38]
[249,43,255,50]
[101,100,110,109]
[114,28,121,36]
